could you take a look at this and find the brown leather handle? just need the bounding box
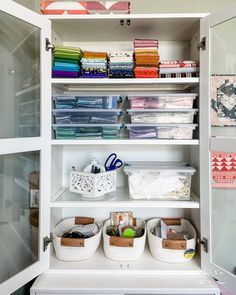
[109,236,134,247]
[75,217,95,225]
[133,218,137,226]
[61,238,84,247]
[162,218,181,226]
[162,239,186,250]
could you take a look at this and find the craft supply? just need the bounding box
[83,159,105,173]
[111,211,133,226]
[134,39,160,78]
[108,51,134,78]
[104,153,123,171]
[52,46,83,78]
[81,52,108,78]
[159,60,199,78]
[122,227,136,238]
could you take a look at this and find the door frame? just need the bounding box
[200,2,236,291]
[0,1,51,294]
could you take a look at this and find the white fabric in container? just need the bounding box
[128,172,191,200]
[52,217,102,261]
[103,219,146,261]
[147,218,197,263]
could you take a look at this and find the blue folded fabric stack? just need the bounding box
[108,51,134,78]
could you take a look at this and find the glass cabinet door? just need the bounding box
[0,151,40,283]
[201,3,236,292]
[0,9,40,138]
[0,1,51,294]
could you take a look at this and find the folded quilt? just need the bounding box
[83,51,107,59]
[160,60,199,68]
[134,67,158,78]
[52,70,79,78]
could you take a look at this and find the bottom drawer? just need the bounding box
[126,124,197,140]
[53,124,121,140]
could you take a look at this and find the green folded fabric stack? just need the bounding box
[52,46,83,78]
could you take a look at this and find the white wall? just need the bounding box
[13,0,236,14]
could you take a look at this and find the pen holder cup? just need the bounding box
[69,170,117,199]
[147,218,197,263]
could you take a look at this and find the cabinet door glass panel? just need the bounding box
[211,150,236,276]
[0,11,40,138]
[211,18,236,137]
[0,151,40,284]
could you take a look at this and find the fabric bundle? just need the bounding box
[159,61,199,78]
[108,51,134,78]
[134,39,160,78]
[81,51,108,78]
[52,46,82,78]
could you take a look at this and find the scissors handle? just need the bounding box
[105,153,123,171]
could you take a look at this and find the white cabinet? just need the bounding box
[0,1,236,294]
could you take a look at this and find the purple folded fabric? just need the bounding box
[52,70,79,78]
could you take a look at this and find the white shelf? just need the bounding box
[52,78,199,85]
[15,84,40,97]
[51,187,200,208]
[51,139,199,145]
[47,246,202,275]
[48,13,208,20]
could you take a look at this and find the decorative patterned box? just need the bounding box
[41,1,130,15]
[212,151,236,188]
[69,170,116,198]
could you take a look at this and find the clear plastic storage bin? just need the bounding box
[53,124,122,139]
[127,109,197,124]
[128,93,197,109]
[124,161,196,200]
[53,109,121,124]
[126,124,197,140]
[53,95,120,109]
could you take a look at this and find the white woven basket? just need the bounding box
[52,216,102,261]
[103,218,146,261]
[69,170,116,199]
[147,218,196,263]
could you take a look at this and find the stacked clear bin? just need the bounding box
[124,161,196,200]
[126,93,198,140]
[52,95,122,139]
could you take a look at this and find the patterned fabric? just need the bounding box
[41,1,130,15]
[212,151,236,188]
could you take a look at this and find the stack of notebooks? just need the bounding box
[52,46,82,78]
[108,51,134,78]
[81,51,108,78]
[134,39,160,78]
[159,61,199,78]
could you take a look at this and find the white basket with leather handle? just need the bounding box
[103,218,146,261]
[147,218,197,263]
[52,216,102,261]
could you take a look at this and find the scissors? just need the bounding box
[104,153,123,171]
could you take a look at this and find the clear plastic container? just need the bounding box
[53,95,120,109]
[126,124,197,140]
[127,109,197,124]
[52,124,122,140]
[124,161,196,200]
[127,93,197,109]
[53,110,121,124]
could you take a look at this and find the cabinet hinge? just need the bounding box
[43,234,53,252]
[45,38,54,52]
[197,37,206,51]
[197,237,208,253]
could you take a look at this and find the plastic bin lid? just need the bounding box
[124,161,196,173]
[127,93,198,99]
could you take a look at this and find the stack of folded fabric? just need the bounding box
[81,51,108,78]
[52,46,82,78]
[159,61,199,78]
[134,39,160,78]
[108,51,134,78]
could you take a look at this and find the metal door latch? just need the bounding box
[197,37,206,51]
[197,237,208,253]
[45,38,54,51]
[43,235,53,251]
